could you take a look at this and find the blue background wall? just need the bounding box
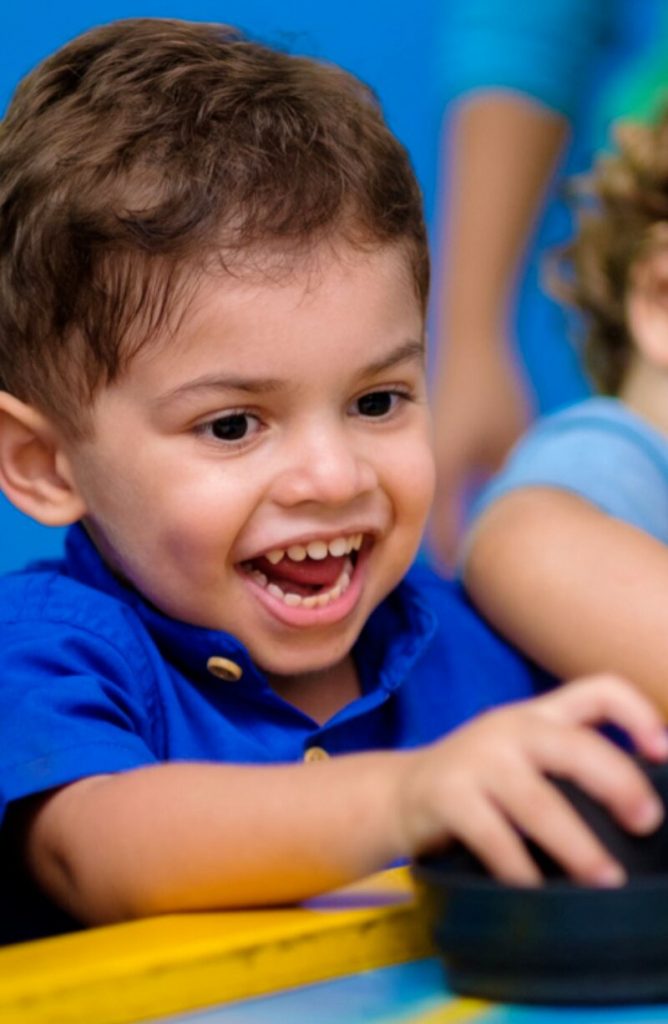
[0,2,441,572]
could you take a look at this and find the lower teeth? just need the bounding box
[251,559,353,608]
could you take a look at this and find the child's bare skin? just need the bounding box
[24,675,667,924]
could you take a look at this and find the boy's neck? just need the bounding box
[618,355,668,438]
[267,655,361,725]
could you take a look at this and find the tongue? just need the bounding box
[254,553,346,589]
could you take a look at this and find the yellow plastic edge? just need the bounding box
[0,868,440,1024]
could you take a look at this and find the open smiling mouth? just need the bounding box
[240,534,364,609]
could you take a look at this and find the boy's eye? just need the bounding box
[205,412,260,442]
[355,390,398,418]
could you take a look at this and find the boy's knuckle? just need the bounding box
[461,813,506,856]
[477,703,524,737]
[577,847,613,881]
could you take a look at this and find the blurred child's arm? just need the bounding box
[464,487,668,716]
[429,93,566,567]
[20,675,668,924]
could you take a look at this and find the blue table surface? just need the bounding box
[155,958,668,1024]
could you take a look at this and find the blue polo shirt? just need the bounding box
[0,524,546,943]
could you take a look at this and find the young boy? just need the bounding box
[462,113,668,719]
[0,18,664,945]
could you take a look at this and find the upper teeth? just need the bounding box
[265,533,363,565]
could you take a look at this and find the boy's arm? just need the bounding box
[21,676,668,924]
[463,487,668,716]
[23,753,409,923]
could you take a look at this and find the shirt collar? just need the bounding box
[63,523,438,695]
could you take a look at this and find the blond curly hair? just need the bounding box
[558,112,668,394]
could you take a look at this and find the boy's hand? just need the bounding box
[397,675,668,886]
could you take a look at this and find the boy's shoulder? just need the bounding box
[399,560,549,697]
[0,553,149,662]
[402,558,526,647]
[401,558,471,616]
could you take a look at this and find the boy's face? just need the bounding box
[64,243,435,679]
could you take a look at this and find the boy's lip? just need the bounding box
[237,541,371,629]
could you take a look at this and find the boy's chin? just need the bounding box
[260,646,355,681]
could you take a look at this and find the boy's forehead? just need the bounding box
[124,241,425,387]
[144,240,422,348]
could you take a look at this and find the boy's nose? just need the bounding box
[271,429,378,508]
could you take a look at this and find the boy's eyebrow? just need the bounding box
[156,338,425,405]
[362,338,425,377]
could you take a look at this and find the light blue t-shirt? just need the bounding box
[476,397,668,545]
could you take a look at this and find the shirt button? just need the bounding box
[304,746,329,763]
[206,656,243,682]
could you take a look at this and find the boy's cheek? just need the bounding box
[386,441,436,555]
[414,456,437,526]
[403,433,437,516]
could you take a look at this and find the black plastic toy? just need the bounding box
[412,761,668,1004]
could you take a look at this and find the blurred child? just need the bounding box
[463,111,668,719]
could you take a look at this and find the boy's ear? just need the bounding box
[626,246,668,368]
[0,392,86,526]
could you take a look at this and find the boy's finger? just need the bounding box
[538,675,668,760]
[490,767,626,887]
[526,724,664,835]
[448,793,542,887]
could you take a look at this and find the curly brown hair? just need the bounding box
[0,18,428,438]
[557,114,668,394]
